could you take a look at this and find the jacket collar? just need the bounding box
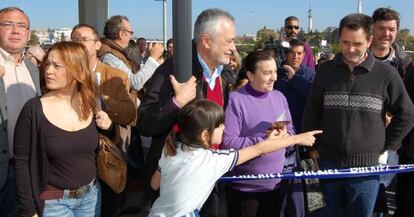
[334,52,376,72]
[192,41,204,81]
[24,59,41,96]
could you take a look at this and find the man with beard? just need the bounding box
[283,16,315,69]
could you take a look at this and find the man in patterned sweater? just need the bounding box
[303,13,414,217]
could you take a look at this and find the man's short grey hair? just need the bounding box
[0,7,30,28]
[194,8,235,42]
[103,15,129,40]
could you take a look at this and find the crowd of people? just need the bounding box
[0,4,414,217]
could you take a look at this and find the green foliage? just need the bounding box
[255,26,279,50]
[396,28,414,51]
[236,44,255,59]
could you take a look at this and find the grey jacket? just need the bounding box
[0,59,41,189]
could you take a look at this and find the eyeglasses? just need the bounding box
[122,29,134,36]
[286,25,300,30]
[71,37,97,43]
[0,21,29,30]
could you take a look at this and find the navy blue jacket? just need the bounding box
[275,64,315,133]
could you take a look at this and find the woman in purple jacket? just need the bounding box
[222,50,294,217]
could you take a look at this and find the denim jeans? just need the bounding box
[43,180,101,217]
[0,165,19,217]
[309,159,380,217]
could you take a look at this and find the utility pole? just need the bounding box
[155,0,168,49]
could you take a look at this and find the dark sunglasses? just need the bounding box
[286,25,300,30]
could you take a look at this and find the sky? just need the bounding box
[0,0,413,39]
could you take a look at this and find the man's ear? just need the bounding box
[366,35,373,48]
[118,30,125,41]
[201,33,212,49]
[246,70,254,82]
[27,30,31,42]
[95,40,102,51]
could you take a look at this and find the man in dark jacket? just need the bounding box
[369,8,413,217]
[137,8,237,216]
[276,39,315,133]
[396,63,414,217]
[303,13,414,217]
[274,38,315,217]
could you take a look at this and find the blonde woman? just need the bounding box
[14,42,112,217]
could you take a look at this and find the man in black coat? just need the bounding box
[137,8,237,216]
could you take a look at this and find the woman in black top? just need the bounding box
[14,42,112,217]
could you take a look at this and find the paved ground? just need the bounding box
[117,187,398,217]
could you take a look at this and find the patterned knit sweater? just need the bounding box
[303,53,414,167]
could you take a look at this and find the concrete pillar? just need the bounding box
[78,0,108,36]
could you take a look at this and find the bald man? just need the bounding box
[25,45,45,67]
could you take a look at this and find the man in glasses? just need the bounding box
[98,15,164,92]
[97,15,164,216]
[283,16,315,69]
[71,24,135,127]
[0,7,41,216]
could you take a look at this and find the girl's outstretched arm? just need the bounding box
[236,130,322,166]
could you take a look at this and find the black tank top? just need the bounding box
[40,108,98,189]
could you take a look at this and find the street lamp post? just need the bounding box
[173,0,192,82]
[155,0,168,48]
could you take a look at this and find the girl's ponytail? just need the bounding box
[164,131,177,156]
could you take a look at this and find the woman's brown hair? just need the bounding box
[45,41,97,120]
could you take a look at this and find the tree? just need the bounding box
[396,28,414,51]
[28,30,40,46]
[323,27,339,45]
[236,44,255,59]
[304,30,323,47]
[255,26,279,49]
[298,28,306,41]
